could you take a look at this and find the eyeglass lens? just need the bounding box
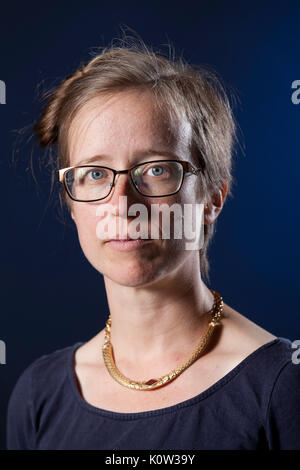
[65,161,184,201]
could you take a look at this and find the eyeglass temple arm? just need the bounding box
[186,166,203,176]
[58,167,74,182]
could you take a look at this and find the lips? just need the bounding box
[104,238,153,252]
[106,235,151,242]
[106,237,151,241]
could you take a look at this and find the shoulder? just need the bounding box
[219,303,278,359]
[17,342,81,390]
[212,303,294,385]
[6,342,82,450]
[8,342,82,408]
[31,343,81,381]
[9,343,77,394]
[224,307,300,450]
[265,343,300,449]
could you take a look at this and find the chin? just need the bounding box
[101,255,172,287]
[85,241,186,287]
[103,267,162,288]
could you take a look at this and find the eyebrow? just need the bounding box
[77,149,181,166]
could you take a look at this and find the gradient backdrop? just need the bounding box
[1,0,300,450]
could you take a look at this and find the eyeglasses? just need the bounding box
[58,159,203,202]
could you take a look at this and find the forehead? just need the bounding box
[67,90,192,166]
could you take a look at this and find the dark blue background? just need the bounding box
[1,0,300,450]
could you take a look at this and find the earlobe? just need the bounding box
[203,203,214,225]
[204,183,228,225]
[211,183,228,211]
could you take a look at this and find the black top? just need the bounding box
[6,337,300,450]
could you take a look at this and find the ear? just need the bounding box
[71,211,75,221]
[204,183,228,225]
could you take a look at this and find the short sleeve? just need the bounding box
[6,363,36,450]
[266,360,300,449]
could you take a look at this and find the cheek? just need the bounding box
[166,188,203,250]
[73,208,99,250]
[182,177,199,201]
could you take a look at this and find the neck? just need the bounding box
[103,258,216,372]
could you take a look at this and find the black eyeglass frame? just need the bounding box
[58,159,203,202]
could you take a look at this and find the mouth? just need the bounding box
[104,238,153,252]
[105,236,152,241]
[108,238,151,241]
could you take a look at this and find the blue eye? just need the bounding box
[89,169,104,180]
[149,166,164,176]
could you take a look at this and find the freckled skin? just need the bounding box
[68,90,206,288]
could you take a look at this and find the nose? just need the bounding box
[106,171,151,237]
[111,172,134,195]
[107,172,140,211]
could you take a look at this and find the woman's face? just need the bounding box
[68,90,204,287]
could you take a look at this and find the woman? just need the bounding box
[7,38,300,450]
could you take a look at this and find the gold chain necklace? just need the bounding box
[102,289,223,391]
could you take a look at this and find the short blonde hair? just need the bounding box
[33,35,238,284]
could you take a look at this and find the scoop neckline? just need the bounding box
[68,337,283,420]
